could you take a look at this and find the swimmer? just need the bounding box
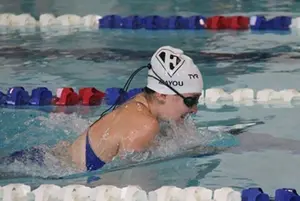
[69,45,204,171]
[0,46,204,173]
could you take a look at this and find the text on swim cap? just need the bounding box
[188,74,199,79]
[156,49,185,78]
[159,80,184,86]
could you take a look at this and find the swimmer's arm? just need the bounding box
[120,117,159,153]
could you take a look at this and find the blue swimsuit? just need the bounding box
[85,131,106,171]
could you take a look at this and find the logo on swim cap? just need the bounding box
[147,46,204,95]
[155,48,185,78]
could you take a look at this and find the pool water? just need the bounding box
[1,0,300,195]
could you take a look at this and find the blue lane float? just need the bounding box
[275,188,300,201]
[122,15,144,29]
[250,16,291,31]
[241,188,300,201]
[168,16,187,29]
[2,86,53,106]
[104,87,128,105]
[104,87,143,105]
[127,88,143,99]
[99,15,123,29]
[29,87,53,106]
[98,15,208,30]
[188,15,207,29]
[6,87,30,106]
[242,188,270,201]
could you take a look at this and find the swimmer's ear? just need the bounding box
[154,93,166,104]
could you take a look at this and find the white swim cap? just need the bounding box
[147,46,203,95]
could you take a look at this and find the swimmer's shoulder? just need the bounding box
[120,95,159,128]
[118,99,160,151]
[121,94,152,115]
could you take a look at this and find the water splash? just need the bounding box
[38,112,92,135]
[110,115,235,168]
[0,112,91,179]
[0,111,239,179]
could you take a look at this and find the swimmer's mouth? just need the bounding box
[177,114,188,124]
[180,113,192,121]
[180,114,188,120]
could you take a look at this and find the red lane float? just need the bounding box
[206,16,228,29]
[53,87,105,106]
[206,16,249,30]
[79,87,105,106]
[55,88,80,106]
[227,16,249,29]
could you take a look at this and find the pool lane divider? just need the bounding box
[0,13,296,32]
[1,86,300,114]
[0,184,299,201]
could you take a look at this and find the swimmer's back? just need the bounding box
[69,93,159,170]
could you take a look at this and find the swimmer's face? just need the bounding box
[158,92,201,123]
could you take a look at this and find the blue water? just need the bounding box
[1,0,300,195]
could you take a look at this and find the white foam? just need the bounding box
[250,16,257,26]
[2,184,31,201]
[205,88,233,103]
[32,184,61,201]
[279,89,300,102]
[0,13,102,29]
[81,15,102,28]
[214,187,241,201]
[198,88,300,108]
[93,185,121,201]
[148,186,184,201]
[257,89,282,103]
[120,185,148,201]
[61,185,93,201]
[56,88,63,98]
[230,88,254,106]
[0,186,2,200]
[39,14,58,26]
[0,13,16,26]
[290,17,300,28]
[56,14,82,26]
[184,187,213,201]
[11,14,37,26]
